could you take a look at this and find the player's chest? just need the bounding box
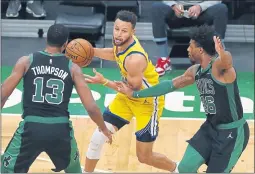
[195,75,216,96]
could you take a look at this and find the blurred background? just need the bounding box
[1,0,254,71]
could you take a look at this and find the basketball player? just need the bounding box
[1,24,112,173]
[116,25,250,173]
[83,10,177,172]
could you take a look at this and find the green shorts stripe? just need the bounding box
[1,118,82,173]
[224,125,245,172]
[1,121,25,173]
[64,121,81,173]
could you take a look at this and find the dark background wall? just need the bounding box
[1,0,255,25]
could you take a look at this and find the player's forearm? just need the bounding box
[132,80,176,98]
[87,106,107,130]
[219,50,233,69]
[1,96,8,109]
[94,48,115,61]
[104,79,118,91]
[1,85,9,108]
[101,78,119,91]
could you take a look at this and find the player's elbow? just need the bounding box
[130,84,142,91]
[128,81,143,91]
[220,59,233,70]
[220,51,233,69]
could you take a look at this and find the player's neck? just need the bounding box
[118,37,134,52]
[200,54,212,69]
[44,46,62,55]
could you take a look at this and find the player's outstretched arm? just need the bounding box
[71,63,112,143]
[116,64,199,98]
[213,36,233,70]
[84,68,120,91]
[1,56,29,108]
[94,48,115,61]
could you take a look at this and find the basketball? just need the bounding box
[65,38,94,67]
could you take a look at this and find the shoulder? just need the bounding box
[125,53,147,69]
[187,64,200,73]
[184,64,200,77]
[16,56,30,66]
[70,63,83,79]
[124,53,147,73]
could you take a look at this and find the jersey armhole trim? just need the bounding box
[68,60,73,71]
[209,69,227,86]
[23,54,33,77]
[123,51,147,72]
[29,53,34,65]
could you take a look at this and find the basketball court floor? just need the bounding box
[0,7,254,169]
[1,0,254,171]
[1,64,254,172]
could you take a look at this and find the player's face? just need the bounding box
[187,40,202,63]
[113,19,134,46]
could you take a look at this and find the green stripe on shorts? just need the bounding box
[64,122,82,173]
[1,121,25,173]
[224,126,245,172]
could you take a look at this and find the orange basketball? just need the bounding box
[65,38,94,67]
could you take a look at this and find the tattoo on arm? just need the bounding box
[173,75,194,89]
[172,65,199,89]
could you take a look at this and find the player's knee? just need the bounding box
[137,152,152,165]
[86,122,116,159]
[137,154,149,164]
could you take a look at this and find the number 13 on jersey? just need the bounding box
[33,77,64,105]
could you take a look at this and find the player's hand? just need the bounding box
[84,68,106,84]
[213,36,224,54]
[188,5,201,18]
[99,127,113,144]
[115,81,134,97]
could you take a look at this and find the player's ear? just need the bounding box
[199,47,204,54]
[61,40,68,52]
[132,28,136,35]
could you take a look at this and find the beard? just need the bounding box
[188,52,197,64]
[190,60,196,65]
[113,36,132,46]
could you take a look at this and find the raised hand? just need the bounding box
[213,36,224,55]
[84,68,106,84]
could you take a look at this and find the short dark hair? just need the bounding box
[115,10,137,28]
[189,25,219,56]
[47,24,69,47]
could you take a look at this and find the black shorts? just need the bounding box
[187,118,250,173]
[1,116,81,173]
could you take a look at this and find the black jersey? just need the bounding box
[195,61,243,126]
[22,51,74,118]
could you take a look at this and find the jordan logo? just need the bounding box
[143,99,150,104]
[3,155,12,167]
[227,132,234,139]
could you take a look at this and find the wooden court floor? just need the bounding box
[2,115,254,173]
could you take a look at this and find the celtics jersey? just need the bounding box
[113,35,160,89]
[195,61,243,126]
[22,51,74,118]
